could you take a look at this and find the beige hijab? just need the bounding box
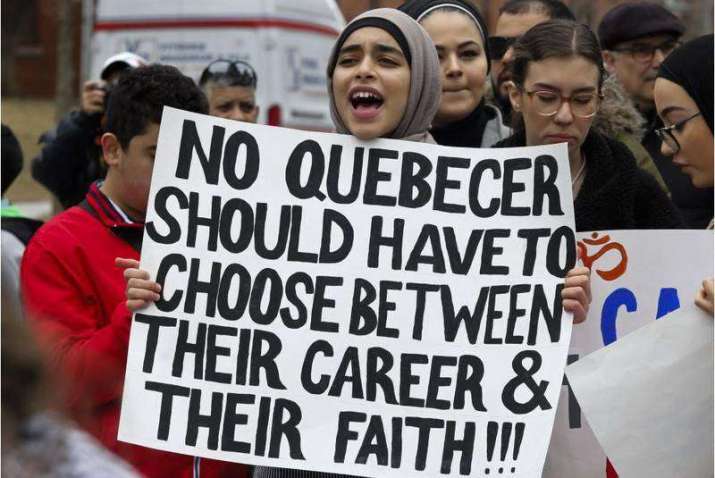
[326,8,441,143]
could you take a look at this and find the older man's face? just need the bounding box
[603,34,680,111]
[208,85,259,123]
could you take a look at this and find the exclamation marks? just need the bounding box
[484,421,526,475]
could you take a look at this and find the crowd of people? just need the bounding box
[1,0,713,477]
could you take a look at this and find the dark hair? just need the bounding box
[399,1,491,73]
[511,20,605,90]
[2,125,23,194]
[499,0,575,21]
[106,64,208,150]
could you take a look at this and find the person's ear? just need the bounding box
[602,51,617,75]
[101,133,123,167]
[507,81,522,112]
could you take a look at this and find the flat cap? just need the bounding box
[598,2,685,50]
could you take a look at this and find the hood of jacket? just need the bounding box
[591,75,646,141]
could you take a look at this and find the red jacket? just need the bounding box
[21,183,248,478]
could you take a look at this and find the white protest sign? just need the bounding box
[543,230,714,478]
[119,107,576,478]
[566,306,713,478]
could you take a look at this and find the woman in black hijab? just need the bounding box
[654,34,714,315]
[400,0,512,147]
[654,34,714,192]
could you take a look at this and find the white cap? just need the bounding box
[100,52,148,80]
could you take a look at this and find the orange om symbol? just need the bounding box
[577,232,628,281]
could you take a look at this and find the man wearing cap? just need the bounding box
[32,52,147,209]
[600,2,713,227]
[199,59,260,123]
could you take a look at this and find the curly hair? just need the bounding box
[105,64,208,150]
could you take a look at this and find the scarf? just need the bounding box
[326,8,441,143]
[657,34,714,133]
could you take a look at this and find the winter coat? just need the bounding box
[431,100,512,148]
[21,183,248,478]
[494,129,683,232]
[591,76,669,193]
[32,111,107,209]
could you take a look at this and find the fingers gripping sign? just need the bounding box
[562,266,592,324]
[695,278,714,316]
[116,257,162,311]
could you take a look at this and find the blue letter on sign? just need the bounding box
[600,288,637,346]
[656,288,680,319]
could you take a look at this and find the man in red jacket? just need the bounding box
[21,64,248,478]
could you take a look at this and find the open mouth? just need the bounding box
[349,89,384,118]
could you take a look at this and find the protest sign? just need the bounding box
[118,107,577,477]
[566,307,713,478]
[543,230,714,478]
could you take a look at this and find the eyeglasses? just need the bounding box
[488,36,518,60]
[524,89,602,118]
[199,59,257,88]
[655,112,701,154]
[611,39,681,63]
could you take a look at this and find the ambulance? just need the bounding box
[90,0,345,130]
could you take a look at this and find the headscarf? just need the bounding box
[326,8,441,142]
[657,34,714,134]
[399,0,491,74]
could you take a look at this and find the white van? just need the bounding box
[90,0,345,131]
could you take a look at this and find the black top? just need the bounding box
[494,129,683,232]
[641,110,713,228]
[430,100,496,148]
[32,110,106,209]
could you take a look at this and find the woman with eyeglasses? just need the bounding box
[654,34,714,315]
[399,0,511,148]
[494,20,681,232]
[199,59,260,123]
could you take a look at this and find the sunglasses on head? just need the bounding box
[199,59,257,88]
[489,36,518,61]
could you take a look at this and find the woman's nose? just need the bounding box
[554,100,574,124]
[355,57,376,79]
[444,53,462,78]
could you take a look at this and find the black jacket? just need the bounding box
[494,129,683,232]
[431,100,511,148]
[32,110,106,209]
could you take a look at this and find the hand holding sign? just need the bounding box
[695,278,714,315]
[118,260,594,325]
[561,267,591,324]
[116,257,161,311]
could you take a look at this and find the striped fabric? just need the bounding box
[253,467,363,478]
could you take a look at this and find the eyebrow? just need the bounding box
[435,41,480,50]
[531,83,597,93]
[375,43,404,56]
[458,40,480,49]
[338,44,362,56]
[660,105,687,118]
